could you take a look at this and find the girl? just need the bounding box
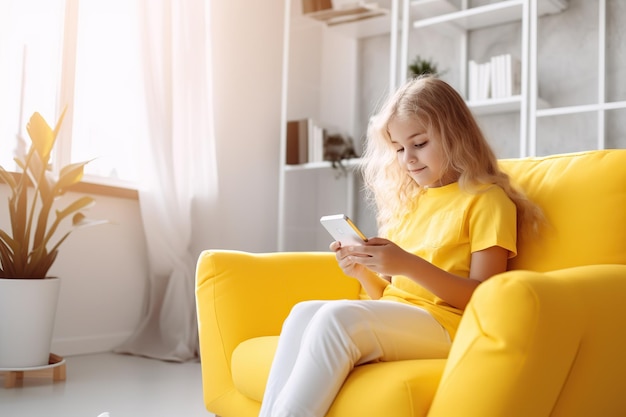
[259,76,542,417]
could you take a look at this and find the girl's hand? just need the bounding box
[330,240,372,279]
[331,240,391,299]
[339,237,413,277]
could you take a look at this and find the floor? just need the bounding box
[0,352,215,417]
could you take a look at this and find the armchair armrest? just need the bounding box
[429,264,626,417]
[195,250,362,414]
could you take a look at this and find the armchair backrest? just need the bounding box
[499,149,626,272]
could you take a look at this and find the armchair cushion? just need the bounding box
[231,336,277,402]
[428,264,626,417]
[500,150,626,271]
[232,333,447,416]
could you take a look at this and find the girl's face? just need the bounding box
[387,116,456,188]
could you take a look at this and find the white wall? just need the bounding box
[208,0,284,253]
[0,0,286,356]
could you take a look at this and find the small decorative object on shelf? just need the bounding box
[302,0,387,26]
[324,133,358,174]
[407,55,445,78]
[302,0,332,14]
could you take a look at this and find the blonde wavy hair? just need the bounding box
[361,75,542,238]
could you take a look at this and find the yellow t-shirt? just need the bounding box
[380,182,517,340]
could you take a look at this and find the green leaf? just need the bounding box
[8,169,29,261]
[0,166,17,190]
[24,150,55,201]
[0,229,20,277]
[35,249,58,278]
[55,160,91,194]
[26,112,55,165]
[72,213,109,228]
[0,231,17,277]
[40,197,95,247]
[25,247,58,279]
[57,197,95,220]
[0,229,18,253]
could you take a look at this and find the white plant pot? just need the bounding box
[0,277,61,368]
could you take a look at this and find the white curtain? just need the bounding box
[115,0,218,362]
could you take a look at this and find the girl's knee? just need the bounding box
[303,301,371,361]
[290,300,326,316]
[286,300,365,336]
[313,300,366,329]
[284,300,328,328]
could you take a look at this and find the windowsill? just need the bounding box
[69,180,138,200]
[1,172,138,200]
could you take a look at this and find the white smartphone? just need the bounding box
[320,214,368,245]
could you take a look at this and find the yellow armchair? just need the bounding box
[196,149,626,417]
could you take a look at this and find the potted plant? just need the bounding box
[407,55,446,78]
[0,110,104,368]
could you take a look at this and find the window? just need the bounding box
[0,0,146,186]
[0,0,64,172]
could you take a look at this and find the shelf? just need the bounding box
[414,0,522,32]
[468,96,551,116]
[305,3,381,23]
[412,0,568,34]
[410,0,458,20]
[536,101,626,118]
[284,158,362,172]
[328,12,391,38]
[468,95,523,115]
[298,3,392,38]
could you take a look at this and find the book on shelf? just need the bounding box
[285,118,325,165]
[286,119,308,164]
[302,0,386,26]
[302,0,332,14]
[468,54,520,102]
[468,60,491,101]
[309,123,325,163]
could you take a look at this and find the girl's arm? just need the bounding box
[340,238,509,309]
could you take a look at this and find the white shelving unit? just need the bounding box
[403,0,568,157]
[405,0,626,156]
[528,0,626,154]
[412,0,566,31]
[277,0,399,251]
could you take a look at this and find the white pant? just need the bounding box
[258,299,452,417]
